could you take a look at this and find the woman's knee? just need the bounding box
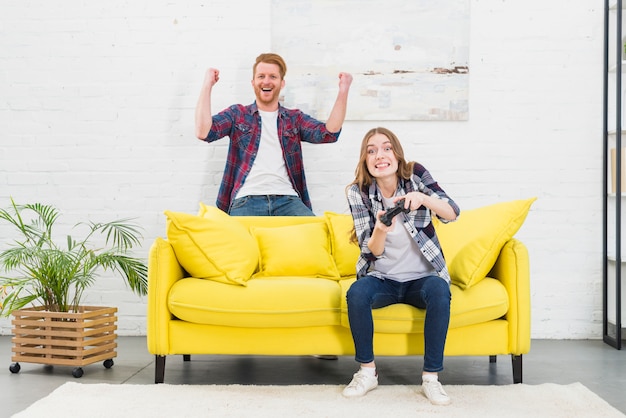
[346,280,366,304]
[425,278,451,304]
[346,277,377,305]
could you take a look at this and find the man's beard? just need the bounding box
[254,85,281,105]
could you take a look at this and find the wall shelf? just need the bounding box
[603,0,625,349]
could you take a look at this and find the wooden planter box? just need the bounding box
[10,305,118,377]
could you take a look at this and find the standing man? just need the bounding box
[195,53,353,216]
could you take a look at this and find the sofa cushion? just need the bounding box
[434,198,536,289]
[226,215,324,229]
[251,222,341,279]
[339,277,509,333]
[168,277,342,327]
[324,212,360,278]
[164,207,259,286]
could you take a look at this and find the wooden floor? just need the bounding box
[2,337,625,417]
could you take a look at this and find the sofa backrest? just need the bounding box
[232,216,325,229]
[165,198,535,289]
[165,205,359,284]
[234,214,359,279]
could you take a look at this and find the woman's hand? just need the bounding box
[395,191,458,221]
[374,209,396,232]
[394,191,425,211]
[367,209,395,256]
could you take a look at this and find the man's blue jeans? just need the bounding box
[229,195,314,216]
[346,274,451,372]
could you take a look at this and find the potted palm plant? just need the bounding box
[0,199,148,377]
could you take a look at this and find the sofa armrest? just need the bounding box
[147,237,186,355]
[489,238,531,355]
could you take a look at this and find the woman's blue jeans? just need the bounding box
[229,195,314,216]
[346,274,451,372]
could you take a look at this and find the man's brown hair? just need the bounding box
[253,53,287,79]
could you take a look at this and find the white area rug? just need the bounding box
[12,381,624,418]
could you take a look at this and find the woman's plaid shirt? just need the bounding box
[346,162,460,282]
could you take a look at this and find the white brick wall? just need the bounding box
[0,0,605,339]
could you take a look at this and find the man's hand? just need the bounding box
[195,68,219,139]
[338,72,353,93]
[324,72,353,133]
[203,68,220,89]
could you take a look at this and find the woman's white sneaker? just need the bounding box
[342,368,378,398]
[422,380,451,405]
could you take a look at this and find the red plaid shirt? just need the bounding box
[204,102,340,212]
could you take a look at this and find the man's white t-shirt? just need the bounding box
[235,109,298,199]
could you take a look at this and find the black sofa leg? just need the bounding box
[155,355,166,384]
[511,354,523,384]
[183,354,190,361]
[489,355,497,363]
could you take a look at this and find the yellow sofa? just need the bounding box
[147,198,535,384]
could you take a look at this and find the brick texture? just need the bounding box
[0,1,604,338]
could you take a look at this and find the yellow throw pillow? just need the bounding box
[324,212,360,277]
[434,198,536,289]
[251,222,340,279]
[197,202,210,217]
[164,206,259,286]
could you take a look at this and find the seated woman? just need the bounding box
[342,127,460,406]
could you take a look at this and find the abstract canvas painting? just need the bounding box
[271,0,470,121]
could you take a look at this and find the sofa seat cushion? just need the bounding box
[339,277,509,333]
[168,277,342,328]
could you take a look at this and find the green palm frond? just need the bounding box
[0,199,147,315]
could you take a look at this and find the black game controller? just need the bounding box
[380,199,410,226]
